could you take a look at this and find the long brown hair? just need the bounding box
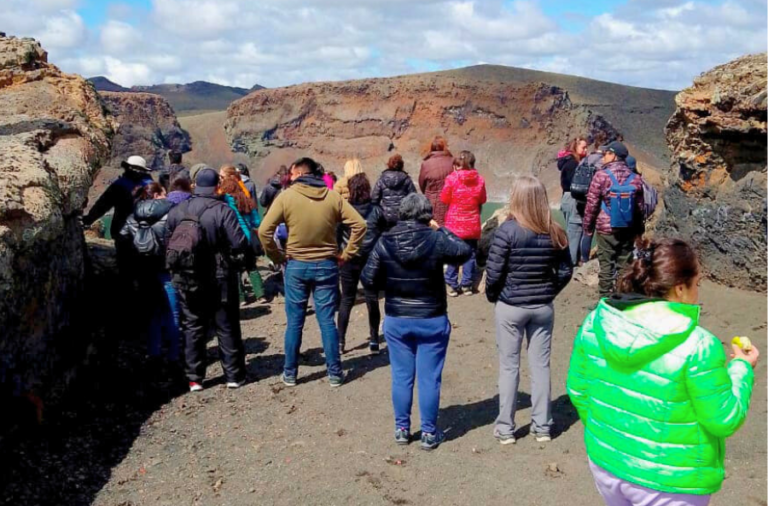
[618,238,700,298]
[567,136,588,162]
[508,175,567,250]
[219,165,255,214]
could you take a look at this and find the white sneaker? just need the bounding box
[447,287,460,298]
[189,381,204,392]
[226,380,246,389]
[535,434,552,443]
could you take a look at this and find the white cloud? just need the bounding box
[6,0,765,91]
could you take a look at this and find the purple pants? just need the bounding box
[589,460,711,506]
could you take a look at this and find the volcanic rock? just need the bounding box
[657,53,767,291]
[0,34,113,427]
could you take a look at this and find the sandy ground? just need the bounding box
[1,275,765,506]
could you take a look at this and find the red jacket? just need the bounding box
[440,169,487,240]
[419,151,454,226]
[583,161,645,236]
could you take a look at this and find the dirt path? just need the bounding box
[1,278,765,506]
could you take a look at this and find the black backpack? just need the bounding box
[133,222,162,257]
[570,160,598,201]
[165,200,218,275]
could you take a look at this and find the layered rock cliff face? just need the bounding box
[87,91,189,204]
[0,36,113,425]
[225,75,623,201]
[657,54,767,291]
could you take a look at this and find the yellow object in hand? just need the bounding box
[732,336,753,352]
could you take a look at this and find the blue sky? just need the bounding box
[3,0,766,90]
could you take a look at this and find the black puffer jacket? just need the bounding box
[362,221,472,318]
[120,198,174,270]
[337,201,388,264]
[166,195,249,281]
[485,219,573,306]
[259,177,283,210]
[371,170,417,226]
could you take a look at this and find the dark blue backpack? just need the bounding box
[601,169,637,228]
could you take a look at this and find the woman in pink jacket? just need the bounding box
[441,151,487,296]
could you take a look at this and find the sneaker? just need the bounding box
[329,373,345,388]
[534,433,552,443]
[462,288,475,296]
[495,433,517,445]
[394,428,410,445]
[420,431,446,451]
[189,381,204,392]
[226,380,246,389]
[447,287,460,298]
[369,342,380,355]
[281,373,297,387]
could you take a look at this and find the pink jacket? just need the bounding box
[583,160,645,236]
[440,169,487,240]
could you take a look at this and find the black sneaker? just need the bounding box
[369,342,380,355]
[394,428,410,445]
[420,431,446,451]
[281,373,297,387]
[329,373,345,388]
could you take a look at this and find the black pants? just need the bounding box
[176,274,246,383]
[337,261,380,346]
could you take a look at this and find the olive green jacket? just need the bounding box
[567,297,754,495]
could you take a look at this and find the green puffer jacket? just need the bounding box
[567,295,754,495]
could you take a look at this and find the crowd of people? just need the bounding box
[83,134,759,504]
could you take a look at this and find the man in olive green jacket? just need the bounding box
[259,157,366,388]
[567,295,755,500]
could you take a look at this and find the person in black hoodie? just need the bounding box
[485,175,573,445]
[120,182,179,365]
[336,173,387,354]
[166,168,250,392]
[371,154,417,228]
[557,137,588,228]
[259,165,290,211]
[362,194,471,451]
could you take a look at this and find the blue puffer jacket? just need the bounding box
[485,218,573,305]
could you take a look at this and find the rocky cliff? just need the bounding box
[225,74,629,201]
[88,91,190,203]
[657,54,767,291]
[0,35,113,427]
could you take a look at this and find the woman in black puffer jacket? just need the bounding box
[336,173,388,354]
[362,194,471,451]
[371,154,417,228]
[485,175,573,446]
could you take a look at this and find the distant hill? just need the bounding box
[88,76,265,114]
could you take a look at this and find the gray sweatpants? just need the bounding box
[494,301,554,436]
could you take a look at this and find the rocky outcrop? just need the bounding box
[0,35,113,430]
[101,91,190,170]
[657,54,767,291]
[87,91,190,203]
[225,75,622,201]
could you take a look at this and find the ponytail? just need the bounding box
[617,238,699,298]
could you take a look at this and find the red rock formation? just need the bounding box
[225,75,623,201]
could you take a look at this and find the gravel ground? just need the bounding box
[1,276,765,506]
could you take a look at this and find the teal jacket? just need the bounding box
[567,296,754,495]
[223,194,260,243]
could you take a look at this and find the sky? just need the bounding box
[3,0,766,90]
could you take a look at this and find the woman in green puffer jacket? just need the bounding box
[567,238,759,506]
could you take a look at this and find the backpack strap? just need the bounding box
[603,168,620,187]
[625,173,636,185]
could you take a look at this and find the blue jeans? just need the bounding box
[148,272,181,361]
[284,259,343,378]
[445,239,478,289]
[384,315,451,434]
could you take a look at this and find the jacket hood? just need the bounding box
[425,150,452,160]
[602,160,631,173]
[167,191,192,205]
[352,201,372,218]
[134,198,173,224]
[455,168,480,185]
[381,170,411,190]
[593,294,700,367]
[557,149,572,159]
[292,175,329,200]
[557,153,575,171]
[382,221,435,266]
